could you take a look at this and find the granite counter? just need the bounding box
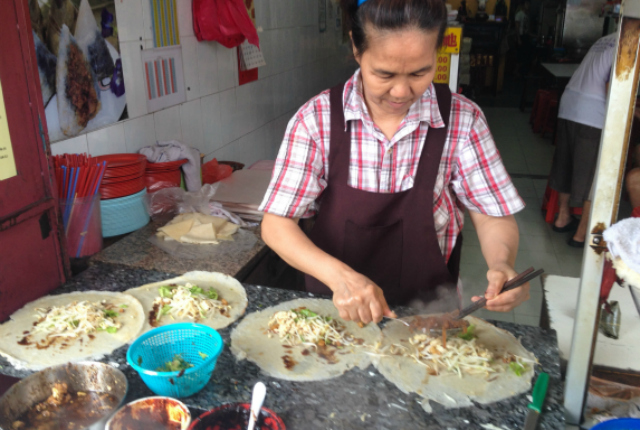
[90,221,266,277]
[0,264,565,429]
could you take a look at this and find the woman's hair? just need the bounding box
[341,0,448,55]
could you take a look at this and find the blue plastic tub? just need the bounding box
[126,323,224,398]
[591,418,640,429]
[100,188,149,237]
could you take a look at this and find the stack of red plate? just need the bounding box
[145,159,188,193]
[95,154,147,200]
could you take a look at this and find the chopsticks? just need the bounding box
[454,266,545,320]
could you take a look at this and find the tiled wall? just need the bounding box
[50,0,357,166]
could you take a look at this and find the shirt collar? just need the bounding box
[342,69,446,130]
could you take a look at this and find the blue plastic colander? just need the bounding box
[126,323,224,398]
[591,418,640,429]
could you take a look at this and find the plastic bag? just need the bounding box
[193,0,259,48]
[147,184,247,226]
[202,158,233,184]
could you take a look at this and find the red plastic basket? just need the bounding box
[96,154,147,179]
[144,170,182,193]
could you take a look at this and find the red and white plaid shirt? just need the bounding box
[260,71,525,260]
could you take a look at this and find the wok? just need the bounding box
[0,361,127,430]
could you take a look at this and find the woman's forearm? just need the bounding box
[468,212,519,270]
[261,213,349,291]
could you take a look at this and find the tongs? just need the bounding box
[386,266,544,333]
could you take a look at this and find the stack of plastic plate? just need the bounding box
[100,188,150,237]
[145,159,188,193]
[96,154,147,200]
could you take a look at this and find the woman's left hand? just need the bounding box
[471,264,530,312]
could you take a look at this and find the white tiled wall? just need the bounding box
[50,0,357,166]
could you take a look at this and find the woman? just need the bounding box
[259,0,528,324]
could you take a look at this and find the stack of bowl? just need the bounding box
[145,159,188,193]
[95,154,150,237]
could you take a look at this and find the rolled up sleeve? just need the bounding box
[451,109,525,216]
[259,110,327,219]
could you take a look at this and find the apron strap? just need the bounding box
[328,84,349,186]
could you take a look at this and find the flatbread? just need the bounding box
[0,291,144,371]
[125,271,247,334]
[230,298,382,381]
[156,213,240,244]
[373,316,536,413]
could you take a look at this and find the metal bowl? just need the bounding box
[0,361,127,430]
[106,396,191,430]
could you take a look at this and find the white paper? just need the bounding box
[141,46,187,113]
[239,41,266,71]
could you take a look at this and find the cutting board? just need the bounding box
[213,170,272,206]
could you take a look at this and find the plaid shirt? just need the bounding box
[259,71,524,260]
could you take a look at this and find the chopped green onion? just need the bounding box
[189,285,204,295]
[509,361,526,376]
[206,289,219,300]
[106,327,118,334]
[161,305,172,315]
[70,320,79,328]
[103,310,119,318]
[119,304,128,308]
[198,351,209,359]
[158,286,174,298]
[457,325,476,341]
[294,308,318,318]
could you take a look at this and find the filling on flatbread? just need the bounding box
[150,282,231,326]
[376,327,533,378]
[31,300,126,340]
[268,307,365,349]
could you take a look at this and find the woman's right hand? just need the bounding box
[331,270,396,324]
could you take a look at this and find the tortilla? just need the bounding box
[157,213,240,244]
[0,291,144,371]
[230,298,382,381]
[373,316,536,413]
[56,24,101,137]
[125,271,248,334]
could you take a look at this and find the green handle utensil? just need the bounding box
[523,372,549,430]
[528,372,549,413]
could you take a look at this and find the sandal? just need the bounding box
[552,216,579,233]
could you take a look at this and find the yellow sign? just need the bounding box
[440,27,462,54]
[434,53,451,84]
[0,78,17,181]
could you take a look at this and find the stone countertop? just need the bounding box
[0,264,565,429]
[90,220,266,276]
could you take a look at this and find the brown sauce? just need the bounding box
[149,303,161,327]
[281,355,297,370]
[317,346,338,364]
[301,349,310,356]
[409,313,470,332]
[17,336,31,346]
[12,388,118,430]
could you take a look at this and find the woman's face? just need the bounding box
[354,26,439,119]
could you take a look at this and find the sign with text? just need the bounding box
[0,78,17,181]
[433,53,451,84]
[440,27,462,54]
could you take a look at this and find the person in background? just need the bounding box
[626,111,640,210]
[514,1,532,76]
[549,33,617,248]
[259,0,529,324]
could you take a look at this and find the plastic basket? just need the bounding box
[591,419,640,429]
[100,188,150,237]
[126,323,224,398]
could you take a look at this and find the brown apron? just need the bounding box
[305,83,462,309]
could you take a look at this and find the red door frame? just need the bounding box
[0,0,69,321]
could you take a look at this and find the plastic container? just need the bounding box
[100,188,150,237]
[591,418,640,429]
[59,194,103,258]
[189,404,285,430]
[126,323,224,398]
